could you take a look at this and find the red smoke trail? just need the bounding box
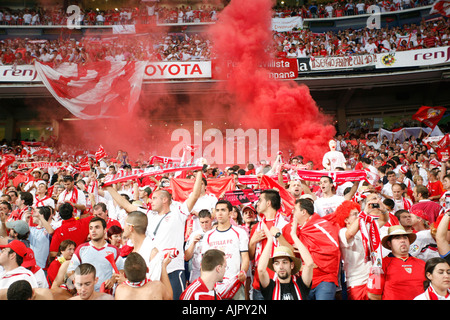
[208,0,336,167]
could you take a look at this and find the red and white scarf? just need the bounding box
[358,211,383,268]
[254,214,283,267]
[61,187,79,204]
[215,274,243,300]
[123,279,151,288]
[402,197,412,211]
[272,275,302,300]
[425,285,450,300]
[35,195,51,207]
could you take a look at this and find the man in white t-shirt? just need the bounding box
[184,209,213,283]
[202,200,249,300]
[392,183,413,211]
[303,176,358,217]
[356,0,366,13]
[364,38,378,54]
[23,12,32,25]
[23,168,44,196]
[336,201,372,300]
[380,170,397,200]
[322,140,347,171]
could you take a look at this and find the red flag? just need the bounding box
[430,0,450,17]
[259,175,295,219]
[75,156,90,172]
[149,155,181,165]
[412,106,447,129]
[170,177,236,202]
[283,214,340,287]
[34,61,147,120]
[0,155,16,171]
[95,145,107,162]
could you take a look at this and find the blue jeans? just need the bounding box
[252,288,265,300]
[169,269,186,300]
[308,281,337,300]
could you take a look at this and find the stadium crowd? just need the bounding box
[0,122,449,300]
[0,4,219,26]
[0,17,448,66]
[0,0,435,27]
[274,0,433,18]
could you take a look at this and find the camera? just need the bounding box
[371,203,380,208]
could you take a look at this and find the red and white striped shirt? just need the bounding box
[180,277,221,300]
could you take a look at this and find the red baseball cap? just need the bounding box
[22,247,36,268]
[0,240,28,258]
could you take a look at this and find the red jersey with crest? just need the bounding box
[380,254,425,300]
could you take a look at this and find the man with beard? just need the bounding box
[258,218,314,300]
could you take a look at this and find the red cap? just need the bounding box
[0,240,28,258]
[22,247,36,268]
[411,209,429,222]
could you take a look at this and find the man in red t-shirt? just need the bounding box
[423,31,438,48]
[49,202,92,261]
[2,49,16,65]
[427,169,444,202]
[368,225,425,300]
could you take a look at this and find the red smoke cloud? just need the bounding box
[51,0,334,168]
[208,0,336,167]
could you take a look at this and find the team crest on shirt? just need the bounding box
[403,267,412,274]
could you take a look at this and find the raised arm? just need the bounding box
[436,210,450,256]
[256,223,273,289]
[185,169,204,213]
[343,181,359,201]
[105,185,138,213]
[289,220,314,288]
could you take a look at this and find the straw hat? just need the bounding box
[381,225,417,250]
[267,246,302,275]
